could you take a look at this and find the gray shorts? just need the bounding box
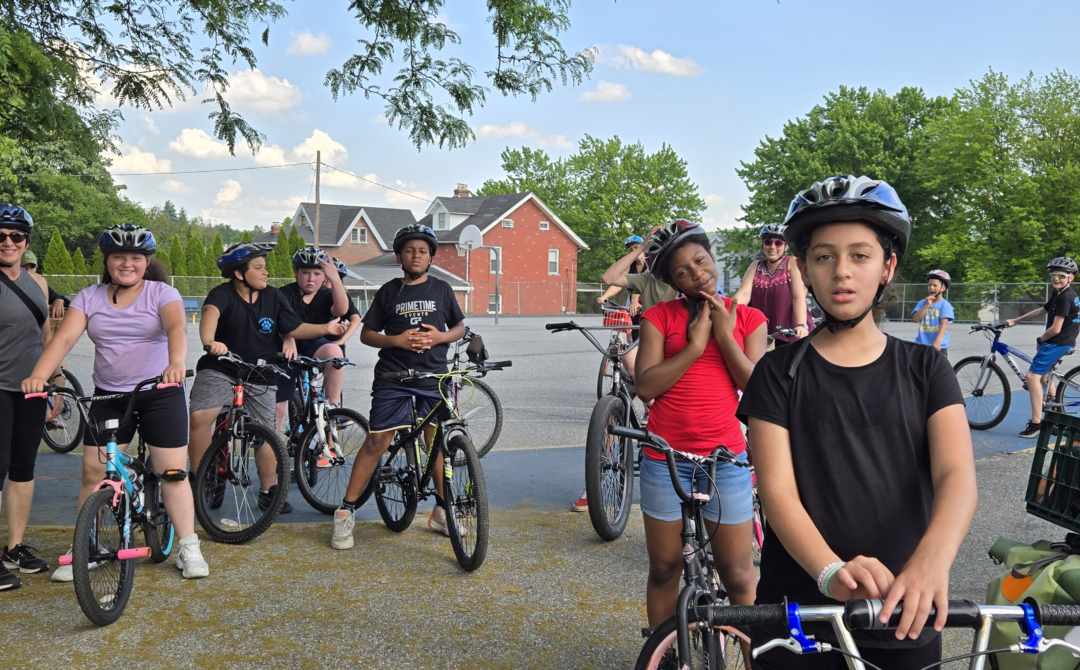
[188,369,276,429]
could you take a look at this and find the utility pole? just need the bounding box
[314,150,321,249]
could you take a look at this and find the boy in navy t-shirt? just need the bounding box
[330,225,464,550]
[911,269,954,358]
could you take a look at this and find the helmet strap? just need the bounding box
[110,279,144,304]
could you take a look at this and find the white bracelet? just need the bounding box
[817,561,846,596]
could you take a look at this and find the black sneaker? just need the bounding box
[0,563,20,591]
[1020,421,1042,439]
[2,543,48,574]
[258,485,292,514]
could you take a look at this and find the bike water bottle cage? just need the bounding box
[159,469,188,482]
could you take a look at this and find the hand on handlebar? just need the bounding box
[21,375,52,396]
[827,556,895,603]
[204,341,228,356]
[161,363,188,385]
[282,339,298,361]
[880,552,952,639]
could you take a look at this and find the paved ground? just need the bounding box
[1,316,1071,668]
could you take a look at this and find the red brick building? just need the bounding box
[418,186,588,315]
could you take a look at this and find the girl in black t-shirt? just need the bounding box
[738,176,976,670]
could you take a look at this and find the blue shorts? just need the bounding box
[638,451,754,524]
[1030,343,1074,375]
[369,385,443,433]
[275,338,339,402]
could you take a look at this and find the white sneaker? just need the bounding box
[175,534,209,579]
[51,546,73,583]
[427,506,449,537]
[331,508,355,550]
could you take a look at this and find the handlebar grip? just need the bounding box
[24,393,48,399]
[378,370,415,382]
[186,370,195,378]
[608,425,649,442]
[1029,602,1080,627]
[487,361,512,368]
[844,599,982,630]
[157,383,181,389]
[545,322,576,331]
[275,352,289,362]
[709,603,788,628]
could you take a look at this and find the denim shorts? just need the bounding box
[1030,342,1074,375]
[638,451,754,524]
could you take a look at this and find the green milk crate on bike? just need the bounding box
[1026,411,1080,532]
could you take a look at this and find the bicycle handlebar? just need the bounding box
[203,345,289,376]
[26,371,195,432]
[289,355,354,370]
[545,321,577,331]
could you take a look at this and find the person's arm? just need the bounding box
[287,320,347,341]
[335,315,361,346]
[601,242,649,287]
[322,259,349,317]
[200,304,227,355]
[1040,315,1066,344]
[879,404,976,639]
[634,307,712,403]
[732,262,756,305]
[790,267,810,338]
[1006,307,1047,327]
[597,285,623,304]
[932,318,951,350]
[699,293,766,390]
[911,298,931,324]
[359,324,429,353]
[629,293,642,316]
[157,301,189,383]
[417,320,466,350]
[281,336,298,360]
[22,308,87,394]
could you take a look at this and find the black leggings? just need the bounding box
[0,389,46,490]
[753,635,941,670]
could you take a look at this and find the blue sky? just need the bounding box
[101,0,1080,231]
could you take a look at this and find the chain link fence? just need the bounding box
[887,283,1072,323]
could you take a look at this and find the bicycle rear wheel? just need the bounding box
[953,356,1011,430]
[636,615,749,670]
[585,394,635,541]
[1055,365,1080,418]
[374,442,418,532]
[142,469,175,563]
[42,368,85,453]
[295,408,369,514]
[193,421,289,544]
[443,432,489,571]
[443,376,503,458]
[72,488,135,626]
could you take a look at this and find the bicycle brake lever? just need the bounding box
[1035,638,1080,655]
[752,638,831,658]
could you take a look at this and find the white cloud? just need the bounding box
[254,144,289,166]
[289,129,348,165]
[580,80,631,103]
[161,179,191,193]
[141,115,160,134]
[169,128,231,159]
[705,193,725,207]
[598,45,700,78]
[106,145,172,174]
[213,180,242,204]
[473,122,573,149]
[288,32,332,56]
[384,180,430,206]
[202,195,304,231]
[226,68,302,113]
[703,193,744,230]
[323,168,380,190]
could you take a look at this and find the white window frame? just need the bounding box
[489,246,502,274]
[539,221,550,231]
[548,248,560,275]
[437,212,447,230]
[351,227,368,244]
[501,218,514,229]
[487,293,503,314]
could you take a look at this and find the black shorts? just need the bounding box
[84,385,189,448]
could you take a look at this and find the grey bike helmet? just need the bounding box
[292,246,329,270]
[759,223,786,239]
[1048,257,1078,275]
[643,219,712,288]
[924,269,951,289]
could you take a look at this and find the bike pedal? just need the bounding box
[641,627,655,639]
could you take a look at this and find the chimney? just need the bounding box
[270,222,282,234]
[453,183,470,198]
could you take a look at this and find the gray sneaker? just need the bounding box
[51,546,73,583]
[175,534,209,579]
[331,508,355,550]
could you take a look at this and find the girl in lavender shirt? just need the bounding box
[24,225,209,580]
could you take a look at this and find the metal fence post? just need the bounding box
[994,284,999,322]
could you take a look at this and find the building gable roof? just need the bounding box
[418,192,588,249]
[252,202,416,249]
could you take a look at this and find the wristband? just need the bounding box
[817,561,846,597]
[795,324,808,329]
[823,566,845,599]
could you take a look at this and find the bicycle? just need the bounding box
[546,320,645,541]
[41,366,86,453]
[766,327,799,351]
[609,425,753,670]
[361,368,490,571]
[598,300,637,399]
[26,373,192,626]
[954,322,1080,429]
[281,355,369,514]
[444,327,512,458]
[639,597,1080,670]
[191,349,291,544]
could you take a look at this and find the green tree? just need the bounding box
[71,247,88,275]
[241,231,253,243]
[90,248,104,276]
[208,233,225,276]
[733,85,955,280]
[43,229,73,275]
[185,233,209,294]
[288,225,304,256]
[479,135,706,281]
[274,226,292,277]
[167,234,188,294]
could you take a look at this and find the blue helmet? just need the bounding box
[332,257,348,279]
[624,234,644,249]
[217,242,271,279]
[0,204,33,233]
[99,224,156,256]
[292,245,329,270]
[393,224,438,256]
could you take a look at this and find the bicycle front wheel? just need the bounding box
[72,488,135,626]
[585,395,635,541]
[295,408,369,515]
[1055,365,1080,418]
[954,356,1011,430]
[597,355,616,399]
[443,432,489,571]
[444,376,503,458]
[636,615,749,670]
[142,470,175,562]
[194,421,289,544]
[374,442,418,532]
[42,368,85,453]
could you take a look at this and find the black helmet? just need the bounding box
[393,224,438,256]
[0,204,33,233]
[924,269,951,289]
[99,224,156,256]
[643,219,711,287]
[292,245,329,269]
[332,257,348,279]
[759,223,786,239]
[1048,257,1078,275]
[217,242,271,279]
[783,175,910,263]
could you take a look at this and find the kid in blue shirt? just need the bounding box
[912,270,954,357]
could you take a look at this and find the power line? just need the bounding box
[15,163,311,178]
[321,163,435,204]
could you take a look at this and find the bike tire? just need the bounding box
[1054,365,1080,419]
[142,471,175,563]
[953,356,1011,430]
[193,421,289,544]
[443,431,489,571]
[42,367,86,453]
[597,355,616,400]
[444,376,503,459]
[751,500,764,567]
[585,394,635,541]
[72,488,135,626]
[635,614,749,670]
[374,442,418,532]
[295,408,369,515]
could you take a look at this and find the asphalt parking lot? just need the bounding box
[2,316,1071,668]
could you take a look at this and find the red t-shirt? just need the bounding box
[641,297,767,459]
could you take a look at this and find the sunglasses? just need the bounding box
[763,238,786,248]
[0,232,28,244]
[1050,273,1072,280]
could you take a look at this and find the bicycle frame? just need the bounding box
[391,384,466,496]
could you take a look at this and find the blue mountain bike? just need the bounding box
[954,322,1080,429]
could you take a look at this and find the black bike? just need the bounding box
[41,366,86,453]
[546,320,644,541]
[445,327,511,458]
[362,368,492,571]
[282,355,370,514]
